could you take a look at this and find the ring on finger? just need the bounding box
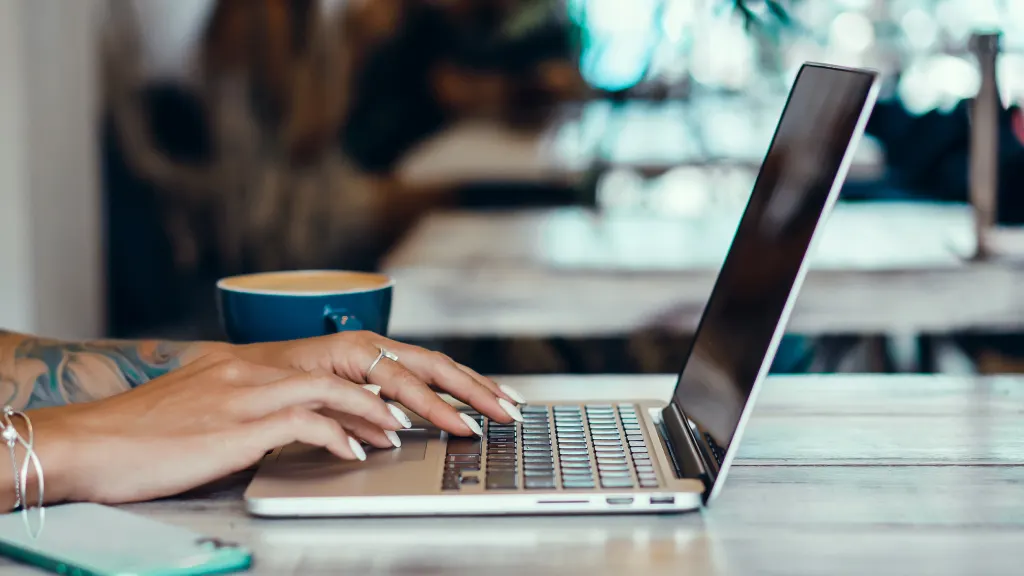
[366,346,399,380]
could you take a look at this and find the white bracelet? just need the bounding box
[1,407,44,515]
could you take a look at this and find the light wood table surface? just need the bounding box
[7,374,1023,575]
[383,202,1023,338]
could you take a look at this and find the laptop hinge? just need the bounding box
[661,403,716,500]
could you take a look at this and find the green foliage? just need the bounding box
[731,0,793,37]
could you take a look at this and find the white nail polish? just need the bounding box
[459,413,483,436]
[499,384,526,404]
[388,404,412,429]
[362,384,382,396]
[385,430,402,448]
[498,398,524,422]
[348,437,367,461]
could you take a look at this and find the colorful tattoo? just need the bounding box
[0,331,204,410]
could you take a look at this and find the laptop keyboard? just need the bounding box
[441,404,660,492]
[704,433,726,466]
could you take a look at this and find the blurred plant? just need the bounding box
[729,0,796,42]
[732,0,791,29]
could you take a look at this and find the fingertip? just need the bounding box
[388,404,413,429]
[458,413,483,437]
[498,398,524,422]
[498,384,526,404]
[385,430,402,448]
[348,437,367,461]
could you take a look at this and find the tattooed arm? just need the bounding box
[0,330,228,410]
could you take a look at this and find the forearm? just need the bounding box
[0,331,228,410]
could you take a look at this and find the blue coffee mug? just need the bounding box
[216,270,394,344]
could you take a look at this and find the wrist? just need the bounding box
[0,408,74,510]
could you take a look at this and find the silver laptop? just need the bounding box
[244,63,880,517]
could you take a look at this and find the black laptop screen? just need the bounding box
[670,65,876,467]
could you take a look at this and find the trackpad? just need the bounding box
[270,428,434,479]
[370,429,430,462]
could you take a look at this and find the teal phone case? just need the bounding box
[0,504,252,576]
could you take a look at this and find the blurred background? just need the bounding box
[1,0,1022,376]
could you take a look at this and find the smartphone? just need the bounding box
[0,503,252,576]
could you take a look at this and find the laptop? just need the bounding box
[244,63,881,517]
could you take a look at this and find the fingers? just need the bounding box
[457,362,527,404]
[362,354,484,436]
[325,410,401,449]
[237,371,409,432]
[240,406,367,462]
[362,337,522,425]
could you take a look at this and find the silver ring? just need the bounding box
[366,346,399,379]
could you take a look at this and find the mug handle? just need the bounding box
[324,307,363,333]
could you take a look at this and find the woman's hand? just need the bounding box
[234,331,526,436]
[24,351,409,506]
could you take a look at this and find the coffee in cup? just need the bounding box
[216,270,394,344]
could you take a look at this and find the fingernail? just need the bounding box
[388,404,412,429]
[385,430,402,448]
[348,437,367,461]
[362,384,382,396]
[498,398,524,422]
[459,413,483,436]
[499,384,526,404]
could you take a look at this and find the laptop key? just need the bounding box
[486,472,519,490]
[560,462,592,469]
[446,438,482,455]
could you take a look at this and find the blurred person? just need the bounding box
[103,0,584,337]
[0,328,523,509]
[862,96,1024,371]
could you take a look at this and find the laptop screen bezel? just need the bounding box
[662,62,881,502]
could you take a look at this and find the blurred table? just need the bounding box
[26,374,1024,576]
[382,202,1022,338]
[396,98,884,190]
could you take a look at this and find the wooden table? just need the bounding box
[11,374,1024,575]
[383,202,1024,338]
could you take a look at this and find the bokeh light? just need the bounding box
[569,0,1024,110]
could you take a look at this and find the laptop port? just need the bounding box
[606,497,634,506]
[649,496,675,505]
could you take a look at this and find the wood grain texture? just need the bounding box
[383,204,1023,337]
[3,375,1024,575]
